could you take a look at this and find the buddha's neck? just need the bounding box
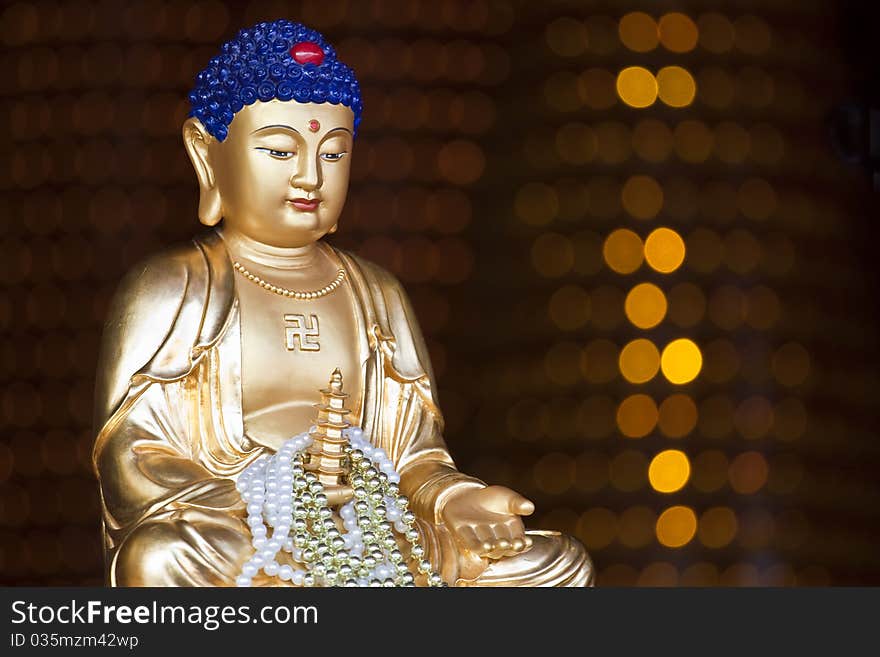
[219,228,324,271]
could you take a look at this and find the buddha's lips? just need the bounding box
[288,198,320,211]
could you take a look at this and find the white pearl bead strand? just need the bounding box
[234,426,444,587]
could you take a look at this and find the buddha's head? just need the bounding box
[182,20,362,248]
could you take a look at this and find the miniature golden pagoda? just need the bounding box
[303,369,354,506]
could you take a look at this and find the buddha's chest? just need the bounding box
[235,279,362,450]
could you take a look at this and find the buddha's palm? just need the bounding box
[441,485,535,568]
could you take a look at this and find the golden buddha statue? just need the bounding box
[91,20,593,587]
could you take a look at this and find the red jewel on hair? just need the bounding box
[308,119,320,132]
[290,41,324,66]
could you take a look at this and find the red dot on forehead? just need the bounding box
[290,41,324,66]
[308,119,320,132]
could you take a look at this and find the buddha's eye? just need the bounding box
[320,151,348,162]
[255,147,295,159]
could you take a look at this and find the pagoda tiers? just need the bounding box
[304,368,354,506]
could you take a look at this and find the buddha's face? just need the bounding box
[207,100,355,248]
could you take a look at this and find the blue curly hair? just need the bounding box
[187,19,363,142]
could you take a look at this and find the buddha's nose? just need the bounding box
[291,153,321,191]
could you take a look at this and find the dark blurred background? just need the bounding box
[1,0,878,586]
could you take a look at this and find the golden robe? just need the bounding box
[92,229,592,587]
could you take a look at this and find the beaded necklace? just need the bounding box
[235,426,444,587]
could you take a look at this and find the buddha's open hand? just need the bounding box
[441,485,535,560]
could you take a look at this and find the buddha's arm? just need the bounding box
[92,247,258,586]
[367,267,487,525]
[94,382,263,586]
[94,382,242,535]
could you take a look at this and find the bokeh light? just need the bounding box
[721,564,761,587]
[729,451,769,494]
[660,338,702,384]
[625,282,667,329]
[619,338,661,384]
[545,17,589,57]
[437,140,484,185]
[680,562,720,586]
[698,13,734,53]
[698,507,738,548]
[603,228,644,274]
[645,228,686,273]
[658,394,698,438]
[531,233,574,278]
[616,66,658,108]
[772,342,811,387]
[616,394,659,438]
[735,396,774,440]
[674,120,713,163]
[619,12,658,52]
[581,340,620,384]
[734,15,772,55]
[622,175,663,220]
[638,562,678,587]
[656,506,697,548]
[648,450,691,493]
[656,66,696,107]
[576,508,617,550]
[618,506,657,548]
[658,13,698,53]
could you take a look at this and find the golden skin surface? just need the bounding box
[189,100,354,249]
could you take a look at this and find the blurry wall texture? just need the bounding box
[1,0,878,586]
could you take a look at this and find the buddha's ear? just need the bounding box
[182,117,222,227]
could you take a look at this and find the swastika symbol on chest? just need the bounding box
[283,313,320,352]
